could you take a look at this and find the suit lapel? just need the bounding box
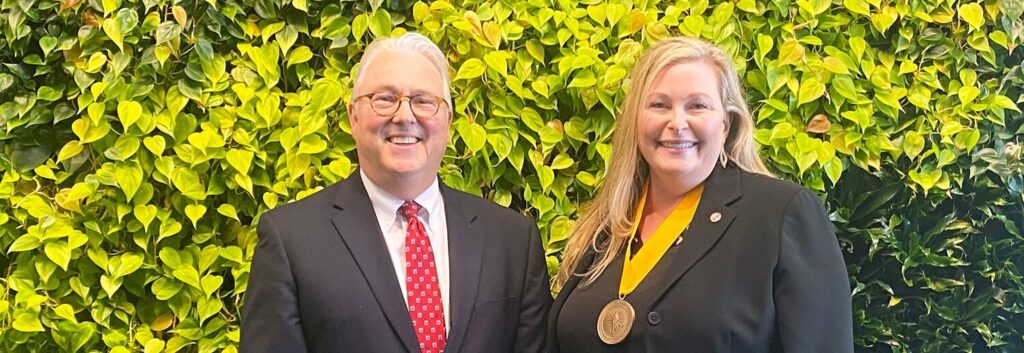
[647,165,743,302]
[330,176,419,353]
[439,184,482,353]
[547,249,596,348]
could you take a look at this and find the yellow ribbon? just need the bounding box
[619,181,705,297]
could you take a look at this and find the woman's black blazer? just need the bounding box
[548,165,854,353]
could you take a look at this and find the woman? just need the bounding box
[549,36,854,353]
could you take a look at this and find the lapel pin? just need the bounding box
[709,212,722,223]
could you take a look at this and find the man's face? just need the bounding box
[348,51,451,188]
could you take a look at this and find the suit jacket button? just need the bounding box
[647,311,661,325]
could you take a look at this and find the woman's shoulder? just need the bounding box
[731,167,816,203]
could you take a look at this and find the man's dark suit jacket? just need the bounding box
[241,174,552,353]
[548,165,854,353]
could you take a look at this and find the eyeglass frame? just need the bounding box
[353,92,449,120]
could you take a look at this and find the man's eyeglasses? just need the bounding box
[354,92,448,119]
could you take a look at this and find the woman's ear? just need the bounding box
[723,109,734,136]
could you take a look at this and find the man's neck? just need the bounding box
[360,169,436,201]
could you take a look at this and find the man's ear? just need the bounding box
[348,103,358,126]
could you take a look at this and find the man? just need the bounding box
[240,33,551,353]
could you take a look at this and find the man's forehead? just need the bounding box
[360,53,445,93]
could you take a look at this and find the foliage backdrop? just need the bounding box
[1,0,1022,351]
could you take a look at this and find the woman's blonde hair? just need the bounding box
[555,36,773,289]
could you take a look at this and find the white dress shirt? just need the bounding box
[360,171,451,332]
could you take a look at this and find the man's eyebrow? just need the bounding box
[408,88,441,96]
[365,84,400,93]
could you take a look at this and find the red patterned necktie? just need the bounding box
[399,201,447,353]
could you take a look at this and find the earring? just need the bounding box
[719,145,728,167]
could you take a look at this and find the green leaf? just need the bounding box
[352,14,369,41]
[299,135,328,155]
[172,169,206,201]
[454,59,486,81]
[958,86,980,105]
[777,39,804,66]
[220,246,244,264]
[487,134,513,161]
[870,6,898,33]
[568,70,597,88]
[538,165,554,191]
[822,57,850,75]
[908,85,931,109]
[551,153,574,170]
[225,149,254,173]
[152,277,184,300]
[213,205,237,222]
[115,162,144,202]
[903,131,925,159]
[936,149,956,167]
[844,0,870,16]
[483,51,508,77]
[159,218,184,243]
[173,267,202,290]
[368,10,392,37]
[958,3,985,29]
[37,86,63,101]
[45,241,71,271]
[113,252,144,278]
[287,46,314,66]
[117,100,142,130]
[197,296,222,323]
[134,204,158,231]
[184,204,206,227]
[603,65,627,85]
[201,275,223,297]
[103,18,125,50]
[100,274,123,297]
[13,312,44,332]
[797,77,826,105]
[457,122,487,154]
[105,136,140,161]
[54,304,78,323]
[308,78,343,113]
[143,136,166,156]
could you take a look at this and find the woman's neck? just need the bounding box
[645,174,700,214]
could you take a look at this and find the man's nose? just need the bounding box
[391,98,417,124]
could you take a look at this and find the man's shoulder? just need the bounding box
[441,185,533,225]
[261,178,352,221]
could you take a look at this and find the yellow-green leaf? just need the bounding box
[57,141,84,162]
[184,204,206,227]
[798,77,826,105]
[959,3,985,29]
[454,58,486,81]
[13,312,44,332]
[45,241,71,271]
[777,39,804,66]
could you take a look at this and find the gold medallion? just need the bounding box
[597,299,635,344]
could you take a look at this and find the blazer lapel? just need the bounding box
[439,184,482,353]
[547,249,596,349]
[647,165,743,302]
[330,175,420,353]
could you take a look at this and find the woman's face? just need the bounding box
[637,61,730,187]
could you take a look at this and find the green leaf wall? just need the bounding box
[1,0,1022,351]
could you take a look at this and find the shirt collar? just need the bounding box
[360,170,442,229]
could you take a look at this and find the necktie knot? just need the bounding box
[400,201,421,219]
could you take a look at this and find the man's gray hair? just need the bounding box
[352,32,452,108]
